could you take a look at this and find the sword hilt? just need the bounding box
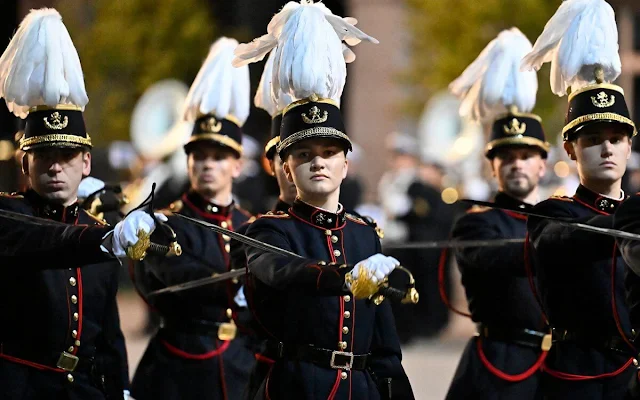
[371,266,420,305]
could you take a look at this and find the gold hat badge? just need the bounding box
[302,106,328,124]
[200,116,222,133]
[591,91,615,108]
[503,118,526,135]
[43,112,69,130]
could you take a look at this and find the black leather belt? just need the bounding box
[0,342,95,373]
[268,342,370,371]
[479,324,552,350]
[552,329,635,355]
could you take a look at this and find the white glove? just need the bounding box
[109,210,168,258]
[123,390,133,400]
[234,286,247,308]
[350,253,399,285]
[78,176,106,198]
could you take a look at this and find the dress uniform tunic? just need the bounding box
[0,190,129,400]
[528,185,635,399]
[130,190,255,400]
[245,199,413,400]
[446,192,547,400]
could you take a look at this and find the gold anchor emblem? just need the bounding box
[200,116,222,133]
[502,118,526,135]
[43,112,69,130]
[301,106,328,124]
[591,91,615,108]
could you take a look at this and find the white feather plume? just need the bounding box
[183,37,250,125]
[0,8,88,118]
[232,0,378,68]
[449,27,538,122]
[254,48,293,117]
[520,0,620,96]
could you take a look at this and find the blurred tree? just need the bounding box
[55,0,216,146]
[402,0,566,143]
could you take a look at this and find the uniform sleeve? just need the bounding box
[99,266,130,392]
[527,199,615,260]
[614,194,640,276]
[452,211,527,276]
[245,218,353,295]
[0,211,112,268]
[135,215,230,302]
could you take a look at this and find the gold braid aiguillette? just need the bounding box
[125,229,152,261]
[345,263,379,300]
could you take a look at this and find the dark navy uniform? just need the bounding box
[528,185,635,399]
[244,199,413,400]
[612,193,640,399]
[130,190,255,400]
[0,190,129,400]
[446,192,547,399]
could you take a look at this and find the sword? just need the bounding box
[151,213,414,302]
[460,199,640,241]
[382,238,525,250]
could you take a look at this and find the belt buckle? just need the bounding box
[541,333,553,351]
[330,350,354,370]
[56,351,79,372]
[217,321,237,341]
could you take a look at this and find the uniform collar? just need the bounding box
[183,190,234,217]
[273,198,291,214]
[573,184,625,214]
[25,189,79,222]
[494,192,532,210]
[290,198,346,230]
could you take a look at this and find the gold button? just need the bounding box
[338,341,347,350]
[342,326,349,334]
[633,329,637,337]
[206,205,213,212]
[325,230,331,236]
[226,308,233,319]
[225,244,231,253]
[341,371,348,380]
[331,235,338,243]
[67,373,74,383]
[72,330,78,339]
[73,313,79,321]
[318,261,327,266]
[75,340,81,347]
[344,311,350,318]
[71,295,78,304]
[68,346,74,352]
[221,221,228,229]
[69,277,76,286]
[222,234,231,242]
[344,295,351,302]
[634,359,639,367]
[333,250,341,257]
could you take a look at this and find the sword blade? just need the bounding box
[0,208,68,225]
[173,213,304,260]
[382,238,525,250]
[147,269,246,297]
[460,198,640,242]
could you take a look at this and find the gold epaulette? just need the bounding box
[82,209,108,226]
[549,196,574,203]
[260,211,290,219]
[466,205,491,214]
[0,192,23,199]
[246,216,257,224]
[345,213,367,225]
[168,200,183,212]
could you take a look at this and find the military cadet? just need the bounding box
[444,28,550,399]
[233,2,414,399]
[0,8,163,400]
[523,1,637,398]
[129,37,256,400]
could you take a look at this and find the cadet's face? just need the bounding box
[24,147,91,206]
[564,125,631,185]
[284,139,348,199]
[188,144,241,198]
[492,147,546,198]
[270,156,297,203]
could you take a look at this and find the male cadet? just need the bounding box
[444,28,550,400]
[0,8,162,400]
[233,2,414,399]
[523,0,637,398]
[129,37,255,400]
